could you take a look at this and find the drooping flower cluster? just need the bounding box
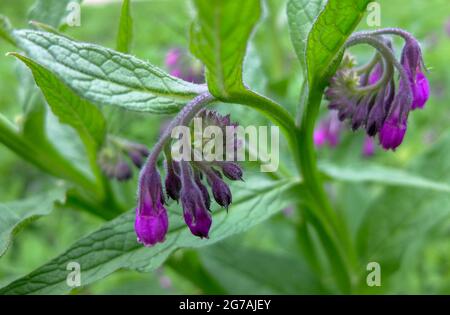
[165,48,204,84]
[135,109,243,246]
[325,30,430,151]
[98,137,149,181]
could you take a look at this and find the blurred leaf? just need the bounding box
[12,30,207,114]
[190,0,260,100]
[319,161,450,192]
[357,132,450,290]
[0,15,15,46]
[0,186,66,257]
[0,177,300,294]
[116,0,133,54]
[28,0,83,29]
[11,53,106,158]
[198,243,323,294]
[287,0,326,74]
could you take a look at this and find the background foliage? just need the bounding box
[0,0,449,294]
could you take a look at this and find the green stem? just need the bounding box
[296,87,357,293]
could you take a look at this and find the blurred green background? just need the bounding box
[0,0,449,294]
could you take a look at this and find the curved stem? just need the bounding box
[352,28,414,42]
[355,58,394,94]
[146,92,215,166]
[345,34,413,106]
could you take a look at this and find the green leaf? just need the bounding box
[116,0,133,54]
[10,53,106,155]
[0,178,299,294]
[12,30,207,114]
[199,243,323,294]
[357,132,450,289]
[190,0,261,100]
[288,0,370,87]
[28,0,83,29]
[0,187,67,257]
[287,0,327,74]
[306,0,370,86]
[319,161,450,192]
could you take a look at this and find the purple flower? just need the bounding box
[207,171,232,209]
[165,48,204,84]
[180,164,212,238]
[114,160,132,181]
[314,112,342,148]
[379,109,407,151]
[135,110,241,246]
[135,167,168,246]
[165,48,181,67]
[98,139,149,181]
[221,162,243,181]
[368,63,383,85]
[362,136,375,157]
[401,38,430,110]
[165,160,182,201]
[325,29,428,151]
[411,70,430,109]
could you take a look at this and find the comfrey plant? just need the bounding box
[0,0,440,295]
[136,27,430,247]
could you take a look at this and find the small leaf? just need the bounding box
[10,53,106,158]
[0,187,67,257]
[12,30,207,114]
[116,0,133,54]
[190,0,261,100]
[0,178,299,294]
[28,0,83,29]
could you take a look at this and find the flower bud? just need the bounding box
[180,184,212,238]
[165,160,182,201]
[135,167,168,246]
[115,161,132,181]
[221,162,243,181]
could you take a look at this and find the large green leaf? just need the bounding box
[190,0,261,100]
[28,0,83,29]
[11,53,106,156]
[0,177,300,294]
[357,132,450,289]
[116,0,133,54]
[12,30,207,114]
[287,0,327,74]
[0,187,67,257]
